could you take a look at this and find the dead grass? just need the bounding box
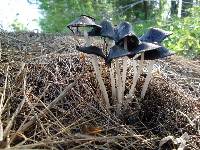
[0,31,199,149]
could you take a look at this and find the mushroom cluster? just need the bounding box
[67,15,174,113]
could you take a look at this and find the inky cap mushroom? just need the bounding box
[76,45,106,59]
[139,46,175,99]
[67,15,101,34]
[88,20,116,40]
[140,27,173,43]
[136,46,175,60]
[115,22,140,50]
[138,28,174,98]
[106,42,161,64]
[106,45,131,64]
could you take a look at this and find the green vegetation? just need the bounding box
[36,0,200,58]
[163,6,200,57]
[38,0,113,32]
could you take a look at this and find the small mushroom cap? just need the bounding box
[106,42,161,63]
[129,42,161,56]
[116,36,140,51]
[67,15,101,33]
[106,45,133,64]
[140,27,173,43]
[88,25,101,36]
[99,20,116,40]
[76,45,106,59]
[136,46,175,60]
[115,22,140,49]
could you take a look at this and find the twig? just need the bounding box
[3,67,27,141]
[118,0,144,15]
[0,41,2,60]
[19,73,84,133]
[0,65,9,141]
[9,84,51,144]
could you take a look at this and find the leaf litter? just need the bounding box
[0,30,199,149]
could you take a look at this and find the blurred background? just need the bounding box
[0,0,199,58]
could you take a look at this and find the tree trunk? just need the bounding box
[178,0,182,18]
[193,0,197,6]
[143,0,148,19]
[162,0,171,21]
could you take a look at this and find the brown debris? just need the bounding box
[0,31,199,149]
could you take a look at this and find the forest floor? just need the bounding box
[0,31,199,149]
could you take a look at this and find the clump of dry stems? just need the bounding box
[0,30,199,149]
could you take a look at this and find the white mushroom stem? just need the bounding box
[84,30,110,109]
[90,55,110,108]
[84,30,90,46]
[109,62,116,101]
[126,60,136,100]
[121,38,128,100]
[128,52,144,98]
[141,60,155,98]
[107,40,116,102]
[115,59,123,113]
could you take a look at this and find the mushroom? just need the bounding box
[67,15,110,110]
[107,41,160,114]
[140,27,173,43]
[68,16,174,113]
[138,27,174,98]
[89,20,117,102]
[114,22,140,104]
[106,44,133,110]
[97,21,116,102]
[107,42,161,99]
[76,45,106,59]
[138,46,174,98]
[67,15,101,34]
[105,22,162,112]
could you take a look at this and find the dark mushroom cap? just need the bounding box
[88,25,102,36]
[106,45,133,64]
[115,22,140,49]
[116,36,140,51]
[140,27,173,43]
[130,42,161,54]
[98,20,116,40]
[106,42,161,64]
[76,45,106,59]
[67,15,101,33]
[136,46,175,60]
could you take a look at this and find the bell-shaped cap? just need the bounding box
[99,20,116,39]
[115,22,140,49]
[136,46,175,60]
[106,45,133,64]
[116,36,140,51]
[130,42,161,54]
[88,26,101,36]
[67,15,101,33]
[76,45,106,59]
[140,27,173,43]
[106,42,161,64]
[88,20,116,39]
